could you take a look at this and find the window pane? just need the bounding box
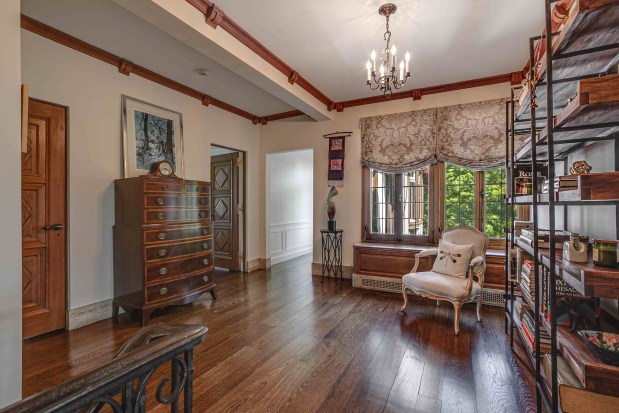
[484,168,509,239]
[402,167,429,236]
[370,169,395,234]
[445,164,476,230]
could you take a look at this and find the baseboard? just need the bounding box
[311,262,354,279]
[352,273,504,307]
[245,258,271,272]
[68,298,114,330]
[271,246,312,265]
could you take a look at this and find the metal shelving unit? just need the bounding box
[504,1,619,412]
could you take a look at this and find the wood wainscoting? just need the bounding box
[353,243,506,304]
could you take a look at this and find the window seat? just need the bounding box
[353,242,505,290]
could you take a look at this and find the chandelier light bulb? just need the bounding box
[405,51,410,73]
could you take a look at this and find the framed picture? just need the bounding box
[121,95,184,178]
[330,138,343,151]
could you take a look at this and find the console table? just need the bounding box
[320,229,343,283]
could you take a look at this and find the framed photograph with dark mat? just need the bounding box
[121,95,184,178]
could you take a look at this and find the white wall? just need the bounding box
[0,0,23,405]
[259,83,512,273]
[267,149,313,264]
[21,30,260,311]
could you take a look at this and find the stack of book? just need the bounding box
[521,308,551,354]
[519,258,535,301]
[519,229,588,249]
[540,175,579,193]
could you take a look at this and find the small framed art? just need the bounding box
[121,95,184,178]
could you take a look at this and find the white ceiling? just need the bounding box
[216,0,545,102]
[20,0,296,117]
[21,0,546,117]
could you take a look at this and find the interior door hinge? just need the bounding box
[236,158,244,167]
[237,204,243,214]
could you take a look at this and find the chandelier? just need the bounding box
[366,3,411,98]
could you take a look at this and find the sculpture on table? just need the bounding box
[327,186,339,231]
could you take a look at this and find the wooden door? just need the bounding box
[211,153,240,271]
[22,99,67,339]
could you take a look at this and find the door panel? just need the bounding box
[211,153,239,270]
[22,99,67,339]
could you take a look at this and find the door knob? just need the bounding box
[44,224,63,231]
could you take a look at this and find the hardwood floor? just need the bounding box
[23,254,536,412]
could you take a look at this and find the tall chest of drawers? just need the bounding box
[113,176,216,325]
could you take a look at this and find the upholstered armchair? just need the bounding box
[400,226,489,334]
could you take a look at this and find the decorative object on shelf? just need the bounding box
[323,131,350,187]
[514,162,547,195]
[592,239,619,268]
[149,160,176,178]
[122,95,184,178]
[326,186,339,232]
[321,229,343,283]
[365,3,411,98]
[579,331,619,366]
[569,160,592,175]
[563,233,588,263]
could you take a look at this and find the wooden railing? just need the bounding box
[1,324,207,413]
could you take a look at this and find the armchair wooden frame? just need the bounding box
[400,226,489,335]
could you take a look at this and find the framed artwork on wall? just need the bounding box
[121,95,184,178]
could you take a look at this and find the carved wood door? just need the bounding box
[22,99,67,339]
[211,153,240,271]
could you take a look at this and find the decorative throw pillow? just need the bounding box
[431,239,473,279]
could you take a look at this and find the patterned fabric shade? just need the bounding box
[360,98,525,172]
[360,108,438,173]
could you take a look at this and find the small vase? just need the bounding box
[328,220,336,232]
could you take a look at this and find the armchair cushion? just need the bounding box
[402,271,481,300]
[431,239,473,279]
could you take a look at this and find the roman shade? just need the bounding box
[360,98,523,172]
[360,108,438,173]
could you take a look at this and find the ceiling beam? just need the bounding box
[21,15,260,122]
[185,0,333,108]
[112,0,332,121]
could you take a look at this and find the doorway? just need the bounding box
[265,149,314,265]
[211,145,246,271]
[22,99,68,340]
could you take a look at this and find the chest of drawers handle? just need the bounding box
[202,275,209,282]
[202,242,209,250]
[159,267,168,275]
[159,287,168,295]
[156,212,165,220]
[199,212,206,218]
[158,249,168,257]
[199,199,206,205]
[155,197,164,205]
[203,258,209,266]
[202,229,209,236]
[161,185,169,191]
[157,232,167,240]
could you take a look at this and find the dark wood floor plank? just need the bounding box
[21,254,534,412]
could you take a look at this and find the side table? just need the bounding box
[320,229,343,283]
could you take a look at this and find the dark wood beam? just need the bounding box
[185,0,334,107]
[20,15,258,122]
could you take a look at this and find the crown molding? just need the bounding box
[185,0,333,107]
[20,15,258,122]
[262,72,519,121]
